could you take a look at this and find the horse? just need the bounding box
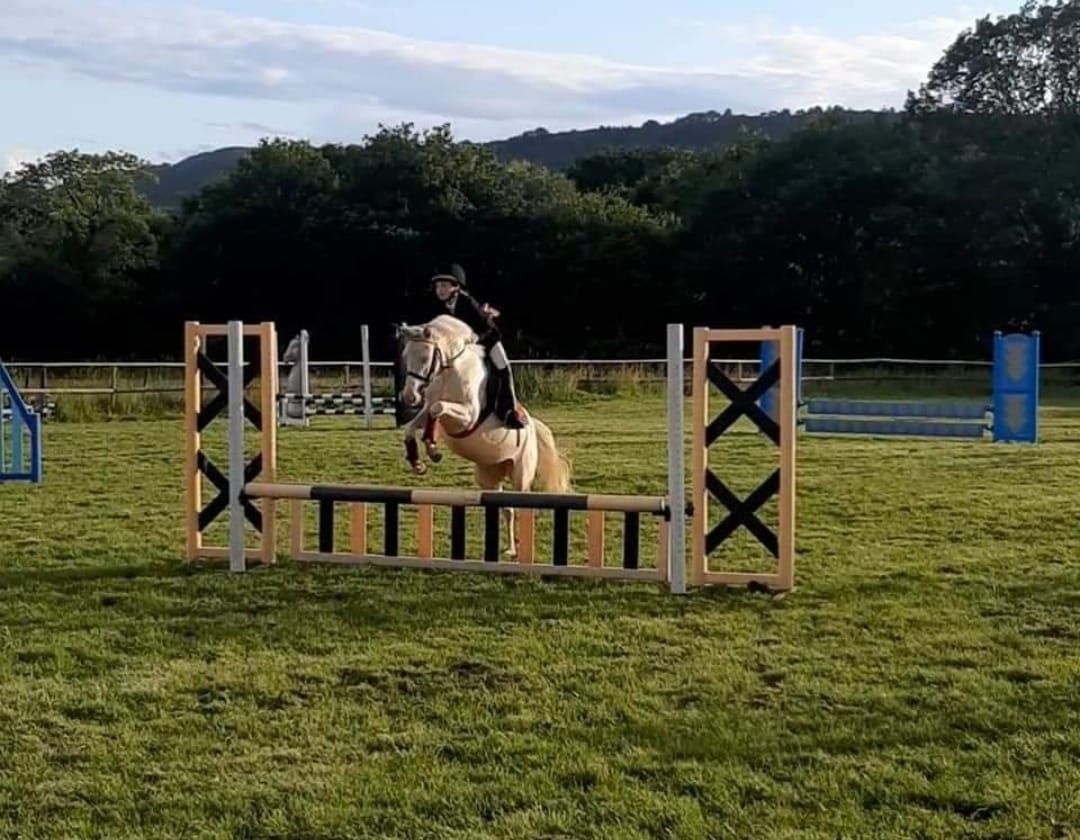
[396,315,571,556]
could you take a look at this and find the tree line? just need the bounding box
[1,0,1078,363]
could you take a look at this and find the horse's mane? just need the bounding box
[424,315,479,360]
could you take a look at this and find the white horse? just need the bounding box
[396,315,571,555]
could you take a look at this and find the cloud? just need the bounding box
[0,0,841,126]
[1,147,39,175]
[204,120,298,136]
[0,0,988,137]
[685,13,986,107]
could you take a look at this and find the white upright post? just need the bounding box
[227,320,247,573]
[666,323,687,595]
[299,329,311,427]
[361,324,373,431]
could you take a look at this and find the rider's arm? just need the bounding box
[459,291,499,334]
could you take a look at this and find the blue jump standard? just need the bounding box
[0,360,43,483]
[759,330,1039,443]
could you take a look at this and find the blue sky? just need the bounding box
[1,0,1015,173]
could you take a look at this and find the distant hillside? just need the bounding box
[486,108,893,169]
[141,147,251,209]
[138,108,893,209]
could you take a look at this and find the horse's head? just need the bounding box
[396,323,439,409]
[396,318,477,409]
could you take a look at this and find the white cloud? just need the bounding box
[0,0,879,124]
[684,13,989,108]
[0,0,997,144]
[1,147,39,175]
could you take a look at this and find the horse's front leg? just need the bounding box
[428,400,477,436]
[422,415,442,463]
[402,407,431,475]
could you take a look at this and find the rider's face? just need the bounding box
[434,281,457,301]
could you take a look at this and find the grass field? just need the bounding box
[2,394,1079,839]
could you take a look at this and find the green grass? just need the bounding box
[1,396,1079,838]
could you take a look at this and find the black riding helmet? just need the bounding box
[431,263,467,290]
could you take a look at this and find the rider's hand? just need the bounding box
[481,304,500,318]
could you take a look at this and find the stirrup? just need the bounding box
[504,406,527,429]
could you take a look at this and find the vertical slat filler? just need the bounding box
[586,510,605,567]
[553,509,569,566]
[319,499,335,554]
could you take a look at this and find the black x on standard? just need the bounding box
[703,359,782,558]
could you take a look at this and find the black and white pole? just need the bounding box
[227,320,247,572]
[666,323,687,595]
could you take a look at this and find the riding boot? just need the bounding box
[489,341,527,429]
[498,367,527,429]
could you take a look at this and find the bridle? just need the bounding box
[401,336,468,390]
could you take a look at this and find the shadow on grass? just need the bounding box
[0,554,792,624]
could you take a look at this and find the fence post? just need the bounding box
[228,321,247,573]
[666,323,686,595]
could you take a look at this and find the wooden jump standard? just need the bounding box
[184,320,798,593]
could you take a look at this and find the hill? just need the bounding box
[141,146,251,209]
[138,108,892,208]
[485,107,891,169]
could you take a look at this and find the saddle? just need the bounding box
[443,352,506,438]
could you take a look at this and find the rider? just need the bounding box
[429,263,527,429]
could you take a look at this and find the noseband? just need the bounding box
[404,340,442,386]
[400,331,471,394]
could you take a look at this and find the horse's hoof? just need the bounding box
[409,461,428,476]
[428,451,443,463]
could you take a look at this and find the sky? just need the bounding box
[1,0,1017,174]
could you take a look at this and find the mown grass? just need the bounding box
[1,394,1079,839]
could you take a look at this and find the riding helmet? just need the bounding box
[431,263,467,289]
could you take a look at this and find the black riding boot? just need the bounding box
[497,367,526,429]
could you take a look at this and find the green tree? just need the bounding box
[164,125,679,358]
[0,150,162,357]
[907,1,1080,115]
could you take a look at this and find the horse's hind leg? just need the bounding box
[475,461,516,557]
[504,430,539,559]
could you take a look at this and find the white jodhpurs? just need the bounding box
[489,341,510,370]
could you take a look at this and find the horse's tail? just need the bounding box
[532,417,571,493]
